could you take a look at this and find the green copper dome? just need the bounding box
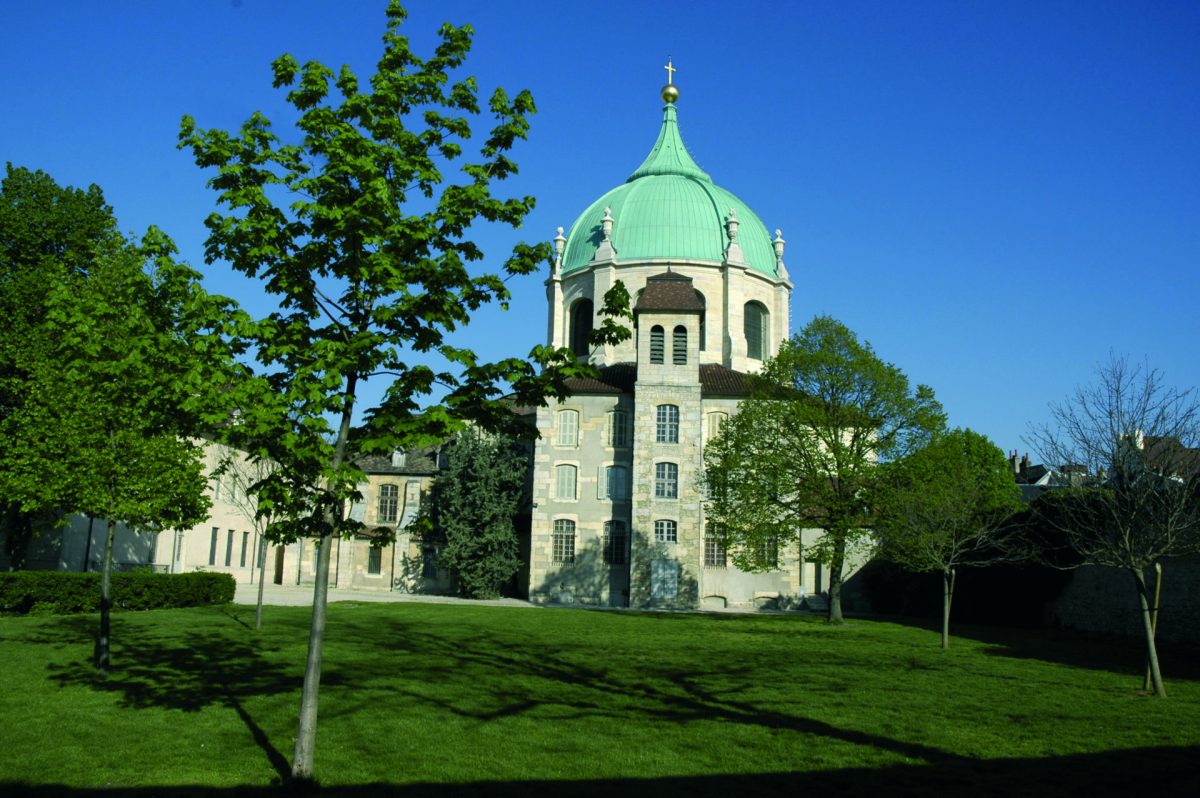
[560,103,778,277]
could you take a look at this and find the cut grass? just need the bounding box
[0,602,1197,796]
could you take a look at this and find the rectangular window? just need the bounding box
[378,484,399,523]
[225,529,235,567]
[555,464,578,501]
[603,521,627,565]
[654,519,678,544]
[240,531,249,567]
[552,519,576,564]
[656,405,679,443]
[608,409,629,448]
[706,411,728,442]
[655,462,678,499]
[704,533,727,567]
[212,475,222,502]
[368,545,382,575]
[422,547,438,578]
[757,537,779,569]
[602,465,628,501]
[556,409,579,447]
[651,559,678,600]
[208,527,219,566]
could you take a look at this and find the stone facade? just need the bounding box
[528,87,811,609]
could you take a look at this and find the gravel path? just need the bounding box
[233,582,538,608]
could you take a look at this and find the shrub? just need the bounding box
[0,571,236,615]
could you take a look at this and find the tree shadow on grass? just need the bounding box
[1,744,1197,797]
[42,618,345,782]
[867,611,1200,684]
[364,618,964,767]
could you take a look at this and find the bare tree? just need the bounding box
[1028,354,1200,697]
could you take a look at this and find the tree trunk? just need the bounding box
[290,370,357,782]
[1143,561,1162,692]
[255,537,267,631]
[95,518,116,672]
[2,506,34,571]
[292,531,333,781]
[1133,567,1166,697]
[941,567,956,650]
[827,537,846,624]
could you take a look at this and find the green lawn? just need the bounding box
[0,602,1197,797]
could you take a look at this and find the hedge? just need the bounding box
[0,571,236,615]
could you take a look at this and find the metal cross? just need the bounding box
[664,57,676,85]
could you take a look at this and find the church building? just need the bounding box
[527,71,804,609]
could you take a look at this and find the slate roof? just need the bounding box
[561,362,750,399]
[564,363,637,394]
[635,272,705,313]
[353,445,439,476]
[699,364,750,396]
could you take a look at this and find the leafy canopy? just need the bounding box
[179,0,627,540]
[705,316,945,563]
[875,427,1024,574]
[0,166,240,531]
[704,316,944,621]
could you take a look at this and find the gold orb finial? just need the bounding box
[661,56,678,103]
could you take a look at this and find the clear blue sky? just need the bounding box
[3,0,1197,458]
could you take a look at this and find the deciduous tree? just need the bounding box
[874,428,1024,648]
[0,222,240,671]
[180,1,628,781]
[1027,355,1200,696]
[704,316,944,623]
[0,165,124,569]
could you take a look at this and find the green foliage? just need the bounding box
[178,0,624,540]
[0,571,235,615]
[0,165,242,532]
[179,2,630,777]
[704,316,944,620]
[875,428,1024,573]
[424,430,528,599]
[0,165,125,566]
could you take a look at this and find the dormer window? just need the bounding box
[649,325,665,364]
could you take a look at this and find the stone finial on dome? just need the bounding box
[773,228,789,280]
[592,207,618,263]
[552,226,566,275]
[724,207,747,266]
